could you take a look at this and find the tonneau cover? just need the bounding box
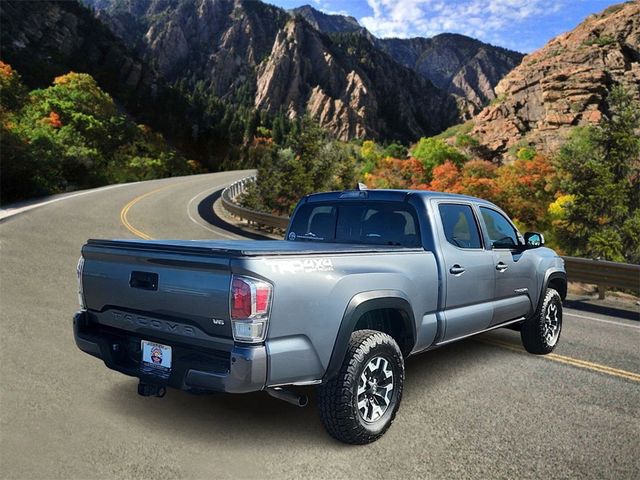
[86,239,421,257]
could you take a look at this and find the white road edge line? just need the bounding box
[565,311,640,330]
[186,184,242,240]
[0,182,135,221]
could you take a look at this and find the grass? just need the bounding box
[433,120,474,140]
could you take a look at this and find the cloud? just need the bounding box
[360,0,569,50]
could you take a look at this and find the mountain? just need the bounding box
[0,0,264,168]
[291,5,362,34]
[377,35,524,116]
[0,0,153,96]
[3,0,523,144]
[291,5,524,115]
[83,0,458,141]
[255,18,457,140]
[468,1,640,159]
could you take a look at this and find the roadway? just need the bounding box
[1,171,638,479]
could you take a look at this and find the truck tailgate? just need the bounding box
[81,240,233,340]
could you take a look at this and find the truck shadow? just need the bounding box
[103,333,518,446]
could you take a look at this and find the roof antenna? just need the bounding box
[356,182,368,191]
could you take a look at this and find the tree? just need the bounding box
[497,154,556,229]
[366,157,425,189]
[555,86,640,262]
[0,61,26,112]
[359,140,384,174]
[242,117,358,216]
[411,137,467,180]
[383,142,408,159]
[429,161,464,193]
[0,65,196,203]
[460,160,501,202]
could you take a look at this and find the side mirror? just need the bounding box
[524,232,544,248]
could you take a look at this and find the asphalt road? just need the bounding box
[1,172,639,479]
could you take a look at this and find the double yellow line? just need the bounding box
[479,338,640,383]
[120,184,177,240]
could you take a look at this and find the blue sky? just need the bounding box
[267,0,620,52]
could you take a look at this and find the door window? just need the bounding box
[480,207,519,249]
[438,204,482,249]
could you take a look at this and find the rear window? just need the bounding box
[288,202,421,247]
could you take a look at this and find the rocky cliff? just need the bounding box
[378,34,523,116]
[84,0,458,141]
[469,2,640,158]
[255,18,457,141]
[5,0,524,143]
[0,0,153,95]
[292,5,523,116]
[291,5,362,34]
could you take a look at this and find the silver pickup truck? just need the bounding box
[74,188,566,444]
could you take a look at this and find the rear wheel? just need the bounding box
[317,330,404,444]
[521,288,562,354]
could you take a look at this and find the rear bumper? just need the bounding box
[73,310,267,393]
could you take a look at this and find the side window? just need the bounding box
[438,204,482,249]
[480,207,519,249]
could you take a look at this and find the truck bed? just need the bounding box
[86,239,422,257]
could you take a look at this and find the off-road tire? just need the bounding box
[317,330,404,444]
[521,288,563,354]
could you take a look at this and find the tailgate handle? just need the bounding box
[129,271,158,291]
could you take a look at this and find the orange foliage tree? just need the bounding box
[429,161,464,193]
[366,157,426,189]
[497,155,556,228]
[460,160,501,202]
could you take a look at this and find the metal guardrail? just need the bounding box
[221,176,290,230]
[221,177,640,296]
[563,257,640,297]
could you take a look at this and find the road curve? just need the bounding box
[1,171,639,479]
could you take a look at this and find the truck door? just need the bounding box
[435,202,495,342]
[478,206,536,325]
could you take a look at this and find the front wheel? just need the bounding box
[317,330,404,444]
[521,288,563,354]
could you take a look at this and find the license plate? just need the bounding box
[141,340,172,376]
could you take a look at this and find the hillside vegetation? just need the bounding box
[0,63,197,202]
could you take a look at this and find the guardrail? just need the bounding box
[563,257,639,298]
[221,176,640,297]
[221,176,289,230]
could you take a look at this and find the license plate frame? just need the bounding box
[141,340,172,377]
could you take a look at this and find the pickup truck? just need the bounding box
[74,187,566,444]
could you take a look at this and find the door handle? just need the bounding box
[496,262,508,272]
[449,265,465,275]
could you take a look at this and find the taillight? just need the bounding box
[76,256,86,309]
[230,275,272,343]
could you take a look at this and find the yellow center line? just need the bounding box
[120,183,178,240]
[477,338,640,382]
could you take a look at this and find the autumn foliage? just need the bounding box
[365,157,426,189]
[366,145,558,234]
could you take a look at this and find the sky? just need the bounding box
[267,0,621,52]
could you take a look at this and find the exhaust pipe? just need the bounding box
[138,381,166,398]
[266,387,308,407]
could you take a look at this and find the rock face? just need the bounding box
[0,0,153,92]
[85,0,289,99]
[291,5,362,34]
[84,0,458,141]
[292,6,523,116]
[255,18,457,141]
[378,34,523,116]
[469,2,640,158]
[8,0,521,142]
